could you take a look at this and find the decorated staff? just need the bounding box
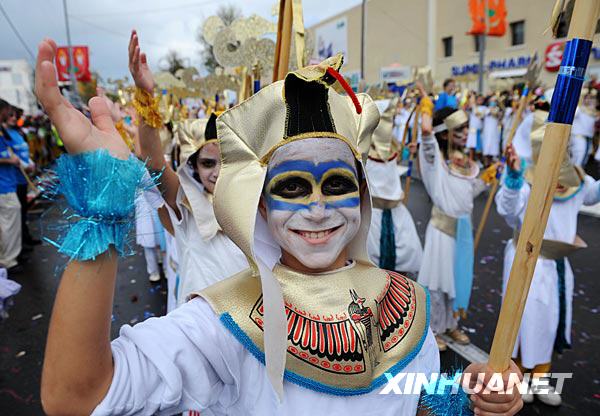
[273,0,294,81]
[403,71,434,203]
[488,0,600,374]
[474,54,541,251]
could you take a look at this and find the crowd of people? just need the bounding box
[0,99,62,317]
[3,27,600,414]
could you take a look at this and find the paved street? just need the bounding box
[1,178,599,415]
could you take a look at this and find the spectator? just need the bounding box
[0,99,22,271]
[434,78,458,111]
[3,106,40,248]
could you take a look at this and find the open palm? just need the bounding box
[128,30,155,93]
[35,39,129,160]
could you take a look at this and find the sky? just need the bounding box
[0,0,361,82]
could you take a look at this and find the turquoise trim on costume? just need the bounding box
[553,181,584,201]
[219,287,431,396]
[504,166,524,190]
[553,258,571,353]
[420,369,473,416]
[43,149,159,261]
[453,216,474,313]
[379,209,396,270]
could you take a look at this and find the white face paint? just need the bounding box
[263,138,362,270]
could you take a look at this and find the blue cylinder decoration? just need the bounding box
[548,38,593,124]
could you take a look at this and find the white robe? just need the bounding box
[569,107,597,166]
[501,107,514,149]
[466,106,484,150]
[92,297,440,416]
[365,158,423,274]
[135,187,164,248]
[482,108,501,157]
[495,176,600,368]
[417,135,482,298]
[393,109,411,144]
[512,111,534,164]
[165,169,248,306]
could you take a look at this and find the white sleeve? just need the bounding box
[582,175,600,206]
[92,298,242,416]
[418,134,448,208]
[495,182,529,229]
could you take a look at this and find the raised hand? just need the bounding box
[96,87,123,124]
[128,30,155,93]
[505,144,521,172]
[35,39,130,160]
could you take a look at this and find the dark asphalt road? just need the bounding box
[1,177,599,415]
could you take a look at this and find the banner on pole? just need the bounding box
[55,46,91,82]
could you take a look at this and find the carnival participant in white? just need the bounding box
[128,32,248,306]
[569,89,598,167]
[496,117,600,407]
[481,96,502,161]
[36,39,522,416]
[418,107,485,352]
[466,93,485,154]
[366,98,422,275]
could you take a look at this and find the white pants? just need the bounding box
[143,247,160,276]
[429,290,458,334]
[569,134,590,166]
[0,193,21,269]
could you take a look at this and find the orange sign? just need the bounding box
[55,46,91,82]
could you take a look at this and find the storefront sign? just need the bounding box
[545,41,600,72]
[380,65,412,83]
[451,55,531,76]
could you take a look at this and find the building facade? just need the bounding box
[308,0,600,92]
[0,59,37,114]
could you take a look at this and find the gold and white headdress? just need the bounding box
[212,54,380,398]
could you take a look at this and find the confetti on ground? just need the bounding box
[15,351,26,358]
[31,314,43,321]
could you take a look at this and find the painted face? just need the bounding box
[194,142,220,194]
[449,122,469,147]
[263,138,362,270]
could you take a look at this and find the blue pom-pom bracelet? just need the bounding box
[44,149,159,261]
[504,165,524,191]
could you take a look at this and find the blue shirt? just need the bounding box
[0,133,17,194]
[434,92,458,111]
[4,127,30,186]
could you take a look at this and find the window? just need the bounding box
[510,21,525,46]
[442,36,453,57]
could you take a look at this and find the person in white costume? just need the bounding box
[36,39,522,416]
[569,89,598,167]
[367,98,423,276]
[466,93,484,159]
[418,106,486,352]
[127,32,248,306]
[392,97,412,146]
[496,115,600,407]
[481,95,501,163]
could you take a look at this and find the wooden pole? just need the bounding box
[473,88,532,251]
[403,104,421,203]
[292,0,305,69]
[487,0,600,373]
[273,0,294,82]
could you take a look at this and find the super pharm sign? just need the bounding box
[545,41,600,72]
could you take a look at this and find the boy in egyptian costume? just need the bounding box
[366,98,423,276]
[417,107,485,352]
[36,38,522,415]
[496,112,600,407]
[127,32,248,305]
